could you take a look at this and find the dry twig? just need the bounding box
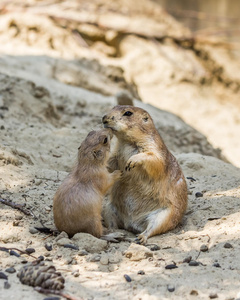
[0,246,38,259]
[0,198,31,216]
[35,286,83,300]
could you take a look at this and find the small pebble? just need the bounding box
[165,264,178,270]
[167,284,175,292]
[0,125,5,130]
[200,244,209,252]
[45,243,53,251]
[89,255,101,262]
[71,259,77,265]
[209,292,218,299]
[43,297,61,300]
[13,220,20,226]
[189,261,199,266]
[21,258,28,264]
[29,227,38,234]
[34,86,50,98]
[56,237,72,246]
[38,255,45,261]
[108,264,117,272]
[137,270,145,275]
[0,272,8,280]
[10,250,20,257]
[35,179,42,186]
[78,250,88,256]
[213,262,221,268]
[45,257,53,262]
[63,244,79,250]
[4,281,11,289]
[183,256,192,263]
[148,257,154,262]
[25,248,35,254]
[72,270,80,277]
[109,256,120,264]
[149,244,160,251]
[195,192,203,198]
[100,256,109,265]
[190,290,198,296]
[15,215,23,220]
[45,206,51,212]
[124,274,132,282]
[224,242,233,249]
[5,267,16,274]
[64,257,72,264]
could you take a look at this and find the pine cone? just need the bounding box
[17,261,65,290]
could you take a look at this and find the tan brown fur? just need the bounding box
[102,105,188,244]
[53,129,121,238]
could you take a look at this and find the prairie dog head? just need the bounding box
[78,129,113,164]
[102,105,154,140]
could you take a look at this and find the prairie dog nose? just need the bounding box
[102,115,108,124]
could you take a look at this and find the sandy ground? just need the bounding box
[0,1,240,300]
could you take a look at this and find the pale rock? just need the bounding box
[125,243,153,261]
[108,264,118,272]
[1,233,22,243]
[100,255,109,265]
[29,227,38,234]
[72,233,108,253]
[89,254,101,262]
[56,237,73,246]
[55,231,68,241]
[109,255,120,264]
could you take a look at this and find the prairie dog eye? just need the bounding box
[103,137,108,144]
[123,111,133,117]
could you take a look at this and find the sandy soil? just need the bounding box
[0,1,240,300]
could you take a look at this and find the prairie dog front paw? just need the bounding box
[125,155,143,171]
[112,170,122,180]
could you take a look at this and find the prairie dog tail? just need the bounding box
[137,207,177,244]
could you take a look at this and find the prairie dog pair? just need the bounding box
[53,129,121,238]
[102,105,188,244]
[53,105,188,243]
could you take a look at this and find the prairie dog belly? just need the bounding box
[113,171,163,229]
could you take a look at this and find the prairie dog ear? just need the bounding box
[142,113,149,122]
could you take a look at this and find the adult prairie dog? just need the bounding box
[53,129,121,238]
[102,105,188,244]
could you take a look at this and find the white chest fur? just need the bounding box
[118,144,138,170]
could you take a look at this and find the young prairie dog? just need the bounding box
[102,105,188,244]
[53,129,121,238]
